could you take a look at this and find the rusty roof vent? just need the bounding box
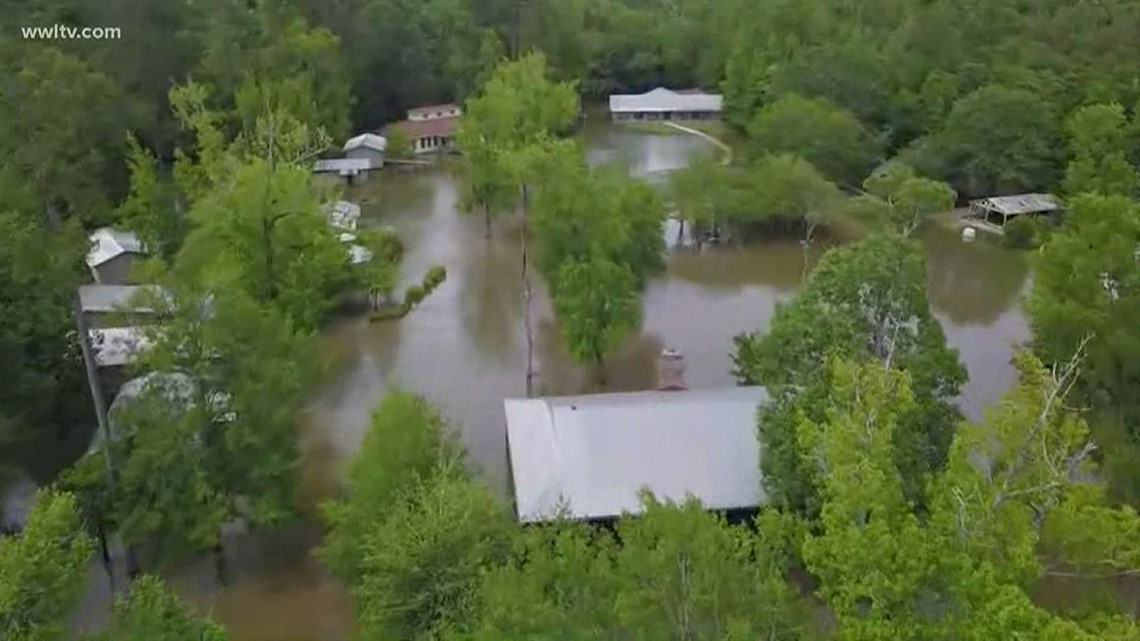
[656,348,687,391]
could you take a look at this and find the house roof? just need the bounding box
[609,87,723,114]
[86,228,145,268]
[504,387,769,523]
[78,284,164,314]
[388,116,459,140]
[970,193,1062,215]
[408,103,460,118]
[324,200,361,231]
[344,133,387,153]
[89,326,151,368]
[313,158,373,174]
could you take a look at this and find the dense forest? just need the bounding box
[4,0,1140,639]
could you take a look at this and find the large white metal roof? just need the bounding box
[86,228,145,268]
[343,133,387,153]
[504,387,768,523]
[608,87,723,114]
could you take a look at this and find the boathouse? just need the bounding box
[386,103,461,154]
[608,87,723,122]
[503,385,768,523]
[343,133,387,168]
[967,193,1063,228]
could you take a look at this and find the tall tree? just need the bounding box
[321,393,510,640]
[0,491,93,641]
[552,257,641,381]
[1028,194,1140,501]
[0,205,88,483]
[1062,103,1138,197]
[733,234,964,513]
[0,44,132,225]
[747,93,880,186]
[88,575,227,641]
[858,160,957,236]
[319,391,460,583]
[460,52,579,396]
[914,84,1062,198]
[744,153,841,278]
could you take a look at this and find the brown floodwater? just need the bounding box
[67,123,1034,639]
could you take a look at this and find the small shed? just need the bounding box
[967,193,1063,228]
[609,87,723,122]
[504,386,769,523]
[86,228,146,285]
[344,133,387,168]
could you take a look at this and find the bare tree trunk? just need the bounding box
[677,218,685,247]
[214,539,228,586]
[801,219,818,283]
[521,183,535,397]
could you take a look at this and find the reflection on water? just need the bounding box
[70,125,1033,640]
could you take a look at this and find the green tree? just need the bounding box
[89,575,226,641]
[613,495,804,640]
[744,154,841,278]
[552,258,641,380]
[860,160,956,236]
[384,125,414,160]
[117,134,185,261]
[1062,103,1138,197]
[1028,194,1140,501]
[356,227,404,309]
[733,234,964,513]
[472,521,620,638]
[351,472,513,641]
[0,44,132,225]
[320,391,459,583]
[460,52,579,396]
[77,288,317,564]
[747,93,880,186]
[0,207,88,483]
[0,491,93,641]
[456,120,517,239]
[196,7,352,139]
[916,84,1062,198]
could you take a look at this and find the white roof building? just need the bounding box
[608,87,723,116]
[86,228,145,268]
[504,387,769,523]
[325,200,362,231]
[343,133,388,153]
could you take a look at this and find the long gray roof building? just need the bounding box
[504,387,768,523]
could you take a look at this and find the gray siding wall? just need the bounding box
[93,255,135,285]
[345,147,384,168]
